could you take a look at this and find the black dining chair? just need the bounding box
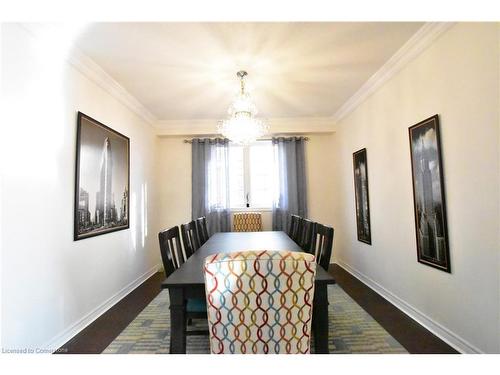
[288,214,302,243]
[295,216,305,244]
[158,226,208,343]
[196,217,209,246]
[299,219,315,254]
[311,223,334,271]
[158,226,185,270]
[181,220,201,259]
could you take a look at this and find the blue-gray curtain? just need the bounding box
[191,138,231,235]
[272,137,308,231]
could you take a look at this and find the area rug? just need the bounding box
[104,285,407,354]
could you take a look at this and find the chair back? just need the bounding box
[289,214,302,242]
[299,219,315,253]
[158,226,185,276]
[311,224,334,271]
[196,216,209,246]
[296,216,306,243]
[204,250,317,354]
[233,212,262,232]
[181,220,200,259]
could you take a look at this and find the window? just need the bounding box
[228,140,275,209]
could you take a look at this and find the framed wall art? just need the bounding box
[409,114,450,272]
[74,112,130,240]
[353,148,371,245]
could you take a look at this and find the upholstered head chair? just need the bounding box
[203,250,317,354]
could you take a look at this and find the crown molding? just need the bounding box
[154,117,336,136]
[332,22,455,124]
[18,22,454,131]
[67,48,157,125]
[17,23,157,126]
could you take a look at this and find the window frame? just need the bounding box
[228,140,274,210]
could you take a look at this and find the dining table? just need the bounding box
[161,230,336,354]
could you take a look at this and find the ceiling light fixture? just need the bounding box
[217,70,269,145]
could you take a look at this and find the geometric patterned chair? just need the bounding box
[233,212,263,232]
[203,250,317,354]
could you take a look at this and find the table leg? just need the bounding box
[169,287,186,354]
[313,284,329,354]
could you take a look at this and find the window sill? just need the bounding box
[230,207,273,212]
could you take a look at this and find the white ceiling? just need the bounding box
[75,22,423,121]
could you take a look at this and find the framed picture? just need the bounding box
[74,112,130,241]
[353,148,371,244]
[409,115,450,272]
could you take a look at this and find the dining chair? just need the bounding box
[203,250,317,354]
[181,220,201,259]
[196,216,209,246]
[311,223,334,271]
[299,219,315,253]
[158,226,185,269]
[287,214,297,237]
[294,216,305,244]
[288,214,302,242]
[158,227,208,344]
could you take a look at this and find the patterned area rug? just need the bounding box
[104,285,407,354]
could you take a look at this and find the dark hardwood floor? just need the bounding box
[57,272,165,354]
[57,264,458,354]
[330,264,458,354]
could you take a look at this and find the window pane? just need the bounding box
[228,144,245,208]
[208,144,229,209]
[249,141,274,208]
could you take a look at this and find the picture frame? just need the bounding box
[74,112,130,241]
[409,114,450,272]
[353,148,372,245]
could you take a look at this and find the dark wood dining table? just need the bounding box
[161,231,336,354]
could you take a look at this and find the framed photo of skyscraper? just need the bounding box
[409,115,450,272]
[353,148,371,244]
[74,112,130,241]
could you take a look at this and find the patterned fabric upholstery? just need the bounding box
[233,212,263,232]
[203,250,317,354]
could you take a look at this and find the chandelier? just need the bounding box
[217,70,269,145]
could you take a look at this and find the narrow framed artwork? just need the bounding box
[353,148,371,245]
[409,114,450,272]
[74,112,130,241]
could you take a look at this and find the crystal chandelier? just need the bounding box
[217,71,269,145]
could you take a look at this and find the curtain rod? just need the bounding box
[183,137,309,143]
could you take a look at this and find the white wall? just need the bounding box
[498,23,500,354]
[1,24,161,350]
[332,23,500,353]
[157,133,336,234]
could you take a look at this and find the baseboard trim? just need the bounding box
[43,263,161,352]
[335,260,483,354]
